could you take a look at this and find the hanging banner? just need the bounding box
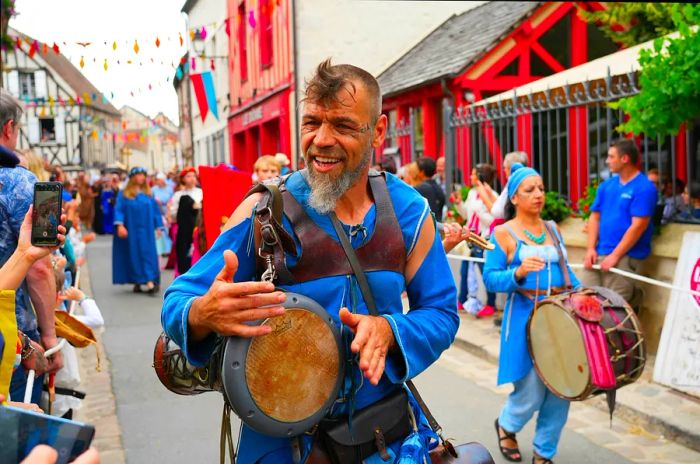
[653,231,700,397]
[190,72,208,122]
[201,71,219,120]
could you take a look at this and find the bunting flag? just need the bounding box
[202,71,219,120]
[190,71,218,122]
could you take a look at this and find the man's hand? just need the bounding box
[599,254,620,272]
[339,308,395,386]
[583,248,598,270]
[41,336,64,374]
[117,225,128,239]
[441,222,470,253]
[21,445,100,464]
[188,250,286,341]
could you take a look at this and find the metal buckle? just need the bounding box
[260,223,279,247]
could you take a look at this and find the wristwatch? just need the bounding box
[20,332,36,360]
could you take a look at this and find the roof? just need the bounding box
[377,1,540,97]
[8,28,121,117]
[477,31,682,105]
[181,0,199,14]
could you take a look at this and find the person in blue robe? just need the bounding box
[112,167,162,294]
[100,174,120,234]
[161,60,459,463]
[483,163,581,464]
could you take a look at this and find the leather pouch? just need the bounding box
[317,388,411,464]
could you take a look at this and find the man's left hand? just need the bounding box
[600,254,620,272]
[42,336,64,374]
[339,308,395,385]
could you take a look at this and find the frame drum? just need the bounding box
[220,292,344,437]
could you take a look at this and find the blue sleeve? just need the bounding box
[161,217,257,366]
[630,183,657,218]
[113,192,125,225]
[9,172,36,238]
[591,181,606,213]
[381,219,459,383]
[483,235,521,293]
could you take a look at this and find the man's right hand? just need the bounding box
[117,224,128,239]
[583,248,598,270]
[188,250,286,341]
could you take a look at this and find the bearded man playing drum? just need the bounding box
[483,164,581,464]
[161,60,459,463]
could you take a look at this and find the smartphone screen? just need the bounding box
[0,405,95,464]
[32,182,63,246]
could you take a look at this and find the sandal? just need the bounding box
[494,418,522,462]
[532,452,553,464]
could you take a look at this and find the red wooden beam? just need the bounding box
[531,41,566,73]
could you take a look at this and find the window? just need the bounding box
[40,118,56,143]
[238,3,248,81]
[19,72,36,99]
[259,0,273,67]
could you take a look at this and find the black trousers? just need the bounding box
[175,226,194,274]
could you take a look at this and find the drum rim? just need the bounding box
[220,292,345,437]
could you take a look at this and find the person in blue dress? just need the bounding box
[484,163,580,464]
[112,167,162,294]
[100,174,121,234]
[161,60,459,463]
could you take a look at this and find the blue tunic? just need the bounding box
[162,172,459,463]
[112,192,162,285]
[101,189,117,234]
[483,225,580,385]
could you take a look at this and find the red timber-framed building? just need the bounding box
[377,1,622,203]
[227,0,293,172]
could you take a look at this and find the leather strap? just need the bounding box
[328,213,446,439]
[544,221,572,289]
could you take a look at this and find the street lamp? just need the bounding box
[192,30,206,56]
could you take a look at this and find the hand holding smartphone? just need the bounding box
[32,182,64,247]
[0,405,95,464]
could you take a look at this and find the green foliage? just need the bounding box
[542,191,572,223]
[577,180,599,221]
[579,3,679,47]
[611,3,700,138]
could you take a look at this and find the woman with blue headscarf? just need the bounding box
[483,163,581,464]
[112,167,163,294]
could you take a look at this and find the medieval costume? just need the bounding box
[162,171,459,463]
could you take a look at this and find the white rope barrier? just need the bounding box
[446,253,700,298]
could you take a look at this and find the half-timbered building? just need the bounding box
[2,28,121,169]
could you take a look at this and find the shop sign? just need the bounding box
[242,107,263,126]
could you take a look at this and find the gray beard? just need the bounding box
[306,146,372,215]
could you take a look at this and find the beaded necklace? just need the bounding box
[523,227,546,244]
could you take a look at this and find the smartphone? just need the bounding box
[0,405,95,464]
[31,182,63,246]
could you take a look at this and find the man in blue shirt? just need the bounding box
[0,89,63,403]
[581,138,658,309]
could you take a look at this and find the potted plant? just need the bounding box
[445,185,471,226]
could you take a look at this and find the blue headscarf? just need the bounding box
[128,166,147,177]
[507,163,540,200]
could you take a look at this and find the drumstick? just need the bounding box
[569,264,700,298]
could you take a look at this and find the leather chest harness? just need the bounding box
[249,170,406,285]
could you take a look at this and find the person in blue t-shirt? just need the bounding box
[580,139,657,310]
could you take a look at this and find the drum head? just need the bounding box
[529,301,589,399]
[221,292,344,437]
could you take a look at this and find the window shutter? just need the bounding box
[34,70,48,99]
[8,71,20,97]
[55,116,66,144]
[28,117,41,144]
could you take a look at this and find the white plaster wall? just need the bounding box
[185,0,231,165]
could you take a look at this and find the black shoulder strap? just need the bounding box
[329,211,448,442]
